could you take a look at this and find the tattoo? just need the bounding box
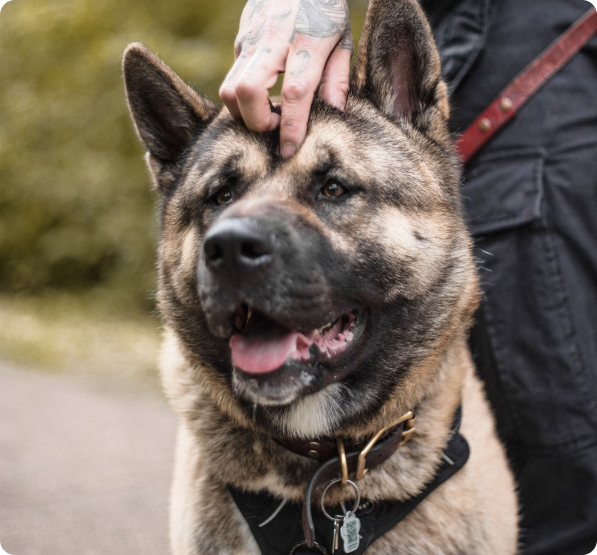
[291,0,350,42]
[245,21,267,46]
[290,50,311,76]
[237,9,292,54]
[243,10,292,46]
[244,46,272,73]
[340,20,353,50]
[247,0,270,19]
[272,9,292,24]
[340,33,354,50]
[224,54,247,83]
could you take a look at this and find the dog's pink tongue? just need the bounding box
[230,331,302,374]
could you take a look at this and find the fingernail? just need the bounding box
[280,143,296,158]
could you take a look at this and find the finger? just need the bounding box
[235,46,284,132]
[279,48,328,157]
[220,52,250,119]
[234,37,244,59]
[319,38,352,111]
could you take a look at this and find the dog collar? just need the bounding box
[230,407,467,555]
[275,410,416,464]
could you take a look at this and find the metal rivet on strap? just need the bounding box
[307,450,321,459]
[499,96,513,113]
[478,118,492,133]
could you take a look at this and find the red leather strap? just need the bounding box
[456,8,597,166]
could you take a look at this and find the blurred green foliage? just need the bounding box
[0,0,366,313]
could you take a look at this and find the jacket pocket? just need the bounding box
[463,148,596,452]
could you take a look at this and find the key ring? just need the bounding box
[320,478,361,521]
[289,540,328,554]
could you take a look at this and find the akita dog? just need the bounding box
[123,0,518,552]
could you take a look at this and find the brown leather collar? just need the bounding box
[275,412,415,462]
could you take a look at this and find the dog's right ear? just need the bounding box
[123,43,218,191]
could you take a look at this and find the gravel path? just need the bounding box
[0,364,177,555]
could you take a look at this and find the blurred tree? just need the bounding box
[0,0,366,312]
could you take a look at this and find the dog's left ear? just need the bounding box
[351,0,450,136]
[123,43,218,191]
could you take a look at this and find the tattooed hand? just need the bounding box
[220,0,353,157]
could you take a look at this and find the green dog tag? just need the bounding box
[340,512,361,553]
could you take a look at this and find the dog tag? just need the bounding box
[320,478,361,554]
[340,512,361,553]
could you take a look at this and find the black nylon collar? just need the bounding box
[229,408,468,555]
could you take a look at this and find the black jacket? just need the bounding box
[420,0,597,553]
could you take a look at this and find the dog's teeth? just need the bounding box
[246,306,254,324]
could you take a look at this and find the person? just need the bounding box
[219,0,597,553]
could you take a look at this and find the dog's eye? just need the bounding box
[321,181,346,199]
[215,186,233,206]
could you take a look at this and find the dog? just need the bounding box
[123,0,518,552]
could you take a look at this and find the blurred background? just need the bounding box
[0,0,367,390]
[0,0,366,553]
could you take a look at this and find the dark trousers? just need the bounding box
[421,0,597,553]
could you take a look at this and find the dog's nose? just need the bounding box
[203,217,276,274]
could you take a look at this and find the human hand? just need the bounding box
[220,0,353,158]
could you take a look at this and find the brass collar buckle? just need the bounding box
[355,411,416,480]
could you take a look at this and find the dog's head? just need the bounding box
[123,0,478,437]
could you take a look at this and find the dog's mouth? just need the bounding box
[230,307,359,374]
[227,305,367,405]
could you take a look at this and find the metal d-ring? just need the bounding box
[320,478,361,521]
[336,438,348,486]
